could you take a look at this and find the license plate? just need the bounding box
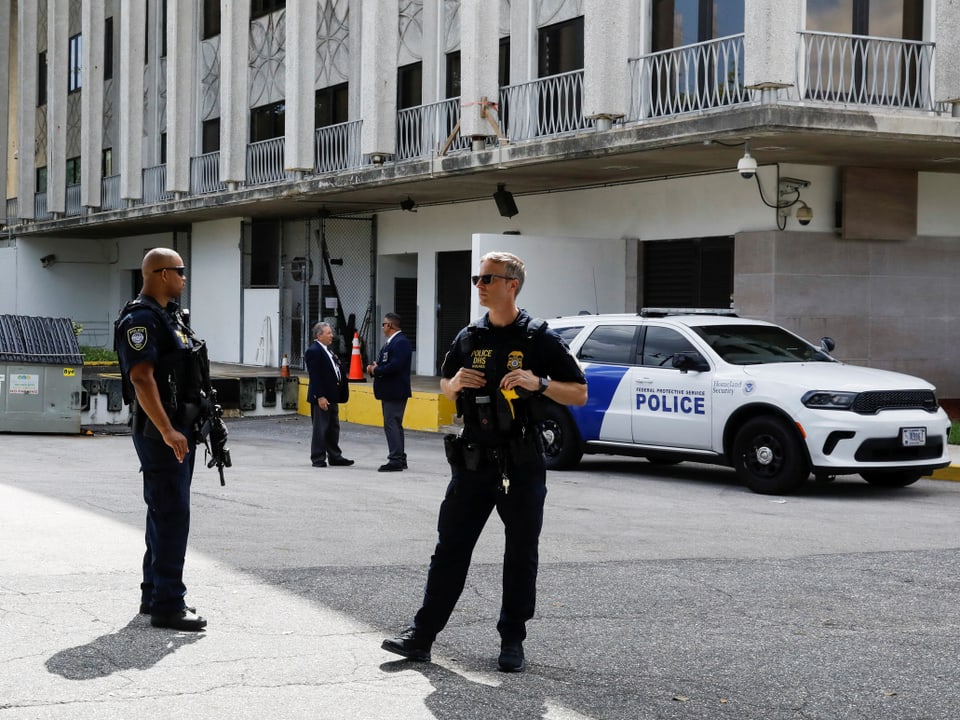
[900,427,926,446]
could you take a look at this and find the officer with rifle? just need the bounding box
[115,248,229,632]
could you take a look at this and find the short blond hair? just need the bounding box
[480,251,526,294]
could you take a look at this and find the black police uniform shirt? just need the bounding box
[116,297,194,408]
[441,309,585,445]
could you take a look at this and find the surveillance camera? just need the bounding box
[737,153,757,179]
[796,202,813,226]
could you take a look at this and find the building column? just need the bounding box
[285,0,317,174]
[743,0,801,97]
[0,0,10,218]
[583,0,636,126]
[16,0,38,219]
[934,0,960,111]
[459,0,500,138]
[421,0,440,105]
[46,0,68,215]
[80,0,104,208]
[166,0,197,193]
[509,0,536,85]
[359,0,398,160]
[119,0,146,200]
[220,0,250,186]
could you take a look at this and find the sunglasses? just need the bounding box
[471,273,514,286]
[153,266,186,276]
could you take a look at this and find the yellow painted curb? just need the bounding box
[928,465,960,482]
[297,377,456,432]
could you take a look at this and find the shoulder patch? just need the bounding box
[127,326,148,351]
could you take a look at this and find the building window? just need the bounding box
[104,17,114,80]
[249,220,281,287]
[202,0,221,39]
[538,16,583,77]
[102,148,113,176]
[159,133,167,164]
[36,167,48,193]
[315,83,349,127]
[250,101,285,142]
[445,52,461,98]
[251,0,285,20]
[68,34,83,92]
[37,51,47,106]
[499,38,510,87]
[397,62,422,109]
[66,157,82,186]
[202,118,220,153]
[807,0,923,39]
[160,0,168,57]
[652,0,744,51]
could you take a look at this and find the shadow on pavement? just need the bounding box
[45,615,205,680]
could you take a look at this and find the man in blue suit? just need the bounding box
[305,321,353,468]
[366,312,412,472]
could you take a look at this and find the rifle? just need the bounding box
[199,388,231,486]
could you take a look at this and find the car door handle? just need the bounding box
[636,377,653,384]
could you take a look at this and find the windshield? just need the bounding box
[691,324,835,365]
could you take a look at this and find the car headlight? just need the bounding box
[802,390,858,410]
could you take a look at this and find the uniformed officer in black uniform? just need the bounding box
[115,248,207,631]
[382,251,587,672]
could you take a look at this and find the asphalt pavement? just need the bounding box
[1,415,959,720]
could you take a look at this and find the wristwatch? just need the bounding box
[535,376,550,395]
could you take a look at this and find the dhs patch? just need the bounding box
[127,326,148,351]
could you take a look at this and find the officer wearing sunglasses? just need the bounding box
[114,248,208,632]
[383,251,587,673]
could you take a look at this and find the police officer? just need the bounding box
[382,251,587,672]
[115,248,207,631]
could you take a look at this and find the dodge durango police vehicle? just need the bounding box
[538,309,951,494]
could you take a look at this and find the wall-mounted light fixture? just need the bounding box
[41,254,57,268]
[400,196,417,212]
[493,183,519,218]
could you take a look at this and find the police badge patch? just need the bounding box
[507,350,524,370]
[127,326,148,351]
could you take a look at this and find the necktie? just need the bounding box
[328,347,341,381]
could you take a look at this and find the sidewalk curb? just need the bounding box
[928,465,960,482]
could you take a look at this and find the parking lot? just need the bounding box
[2,414,959,719]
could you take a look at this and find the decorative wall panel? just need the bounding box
[317,0,349,88]
[538,0,582,27]
[200,37,221,121]
[249,11,286,108]
[444,0,460,53]
[398,0,423,65]
[66,93,80,157]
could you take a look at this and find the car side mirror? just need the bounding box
[672,351,710,373]
[820,337,836,353]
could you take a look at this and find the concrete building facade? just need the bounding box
[2,0,960,398]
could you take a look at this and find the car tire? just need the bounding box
[860,470,923,488]
[538,402,583,470]
[732,416,809,495]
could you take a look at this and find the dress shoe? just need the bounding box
[329,457,354,466]
[402,460,408,469]
[378,462,404,472]
[381,627,432,661]
[312,461,327,467]
[140,602,195,615]
[498,641,525,672]
[150,608,207,631]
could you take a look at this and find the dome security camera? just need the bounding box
[796,202,813,226]
[737,151,757,179]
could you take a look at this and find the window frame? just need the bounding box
[68,33,82,93]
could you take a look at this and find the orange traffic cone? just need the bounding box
[280,353,291,378]
[348,332,365,382]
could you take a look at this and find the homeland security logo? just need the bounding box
[507,350,524,370]
[127,326,148,351]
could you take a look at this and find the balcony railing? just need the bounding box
[396,98,470,160]
[246,137,292,185]
[101,175,122,210]
[629,34,751,120]
[315,120,363,173]
[65,183,84,216]
[5,197,18,224]
[142,165,174,204]
[191,151,227,194]
[500,70,589,142]
[797,31,934,110]
[34,192,51,220]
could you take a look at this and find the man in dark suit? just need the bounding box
[305,321,353,468]
[366,312,412,472]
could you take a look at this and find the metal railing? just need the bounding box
[396,98,469,160]
[190,151,227,194]
[142,164,174,203]
[499,69,589,142]
[101,175,122,210]
[629,34,751,120]
[246,136,291,185]
[65,183,84,216]
[797,31,934,110]
[5,197,18,224]
[34,192,51,220]
[315,119,363,173]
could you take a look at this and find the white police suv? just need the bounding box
[538,309,951,494]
